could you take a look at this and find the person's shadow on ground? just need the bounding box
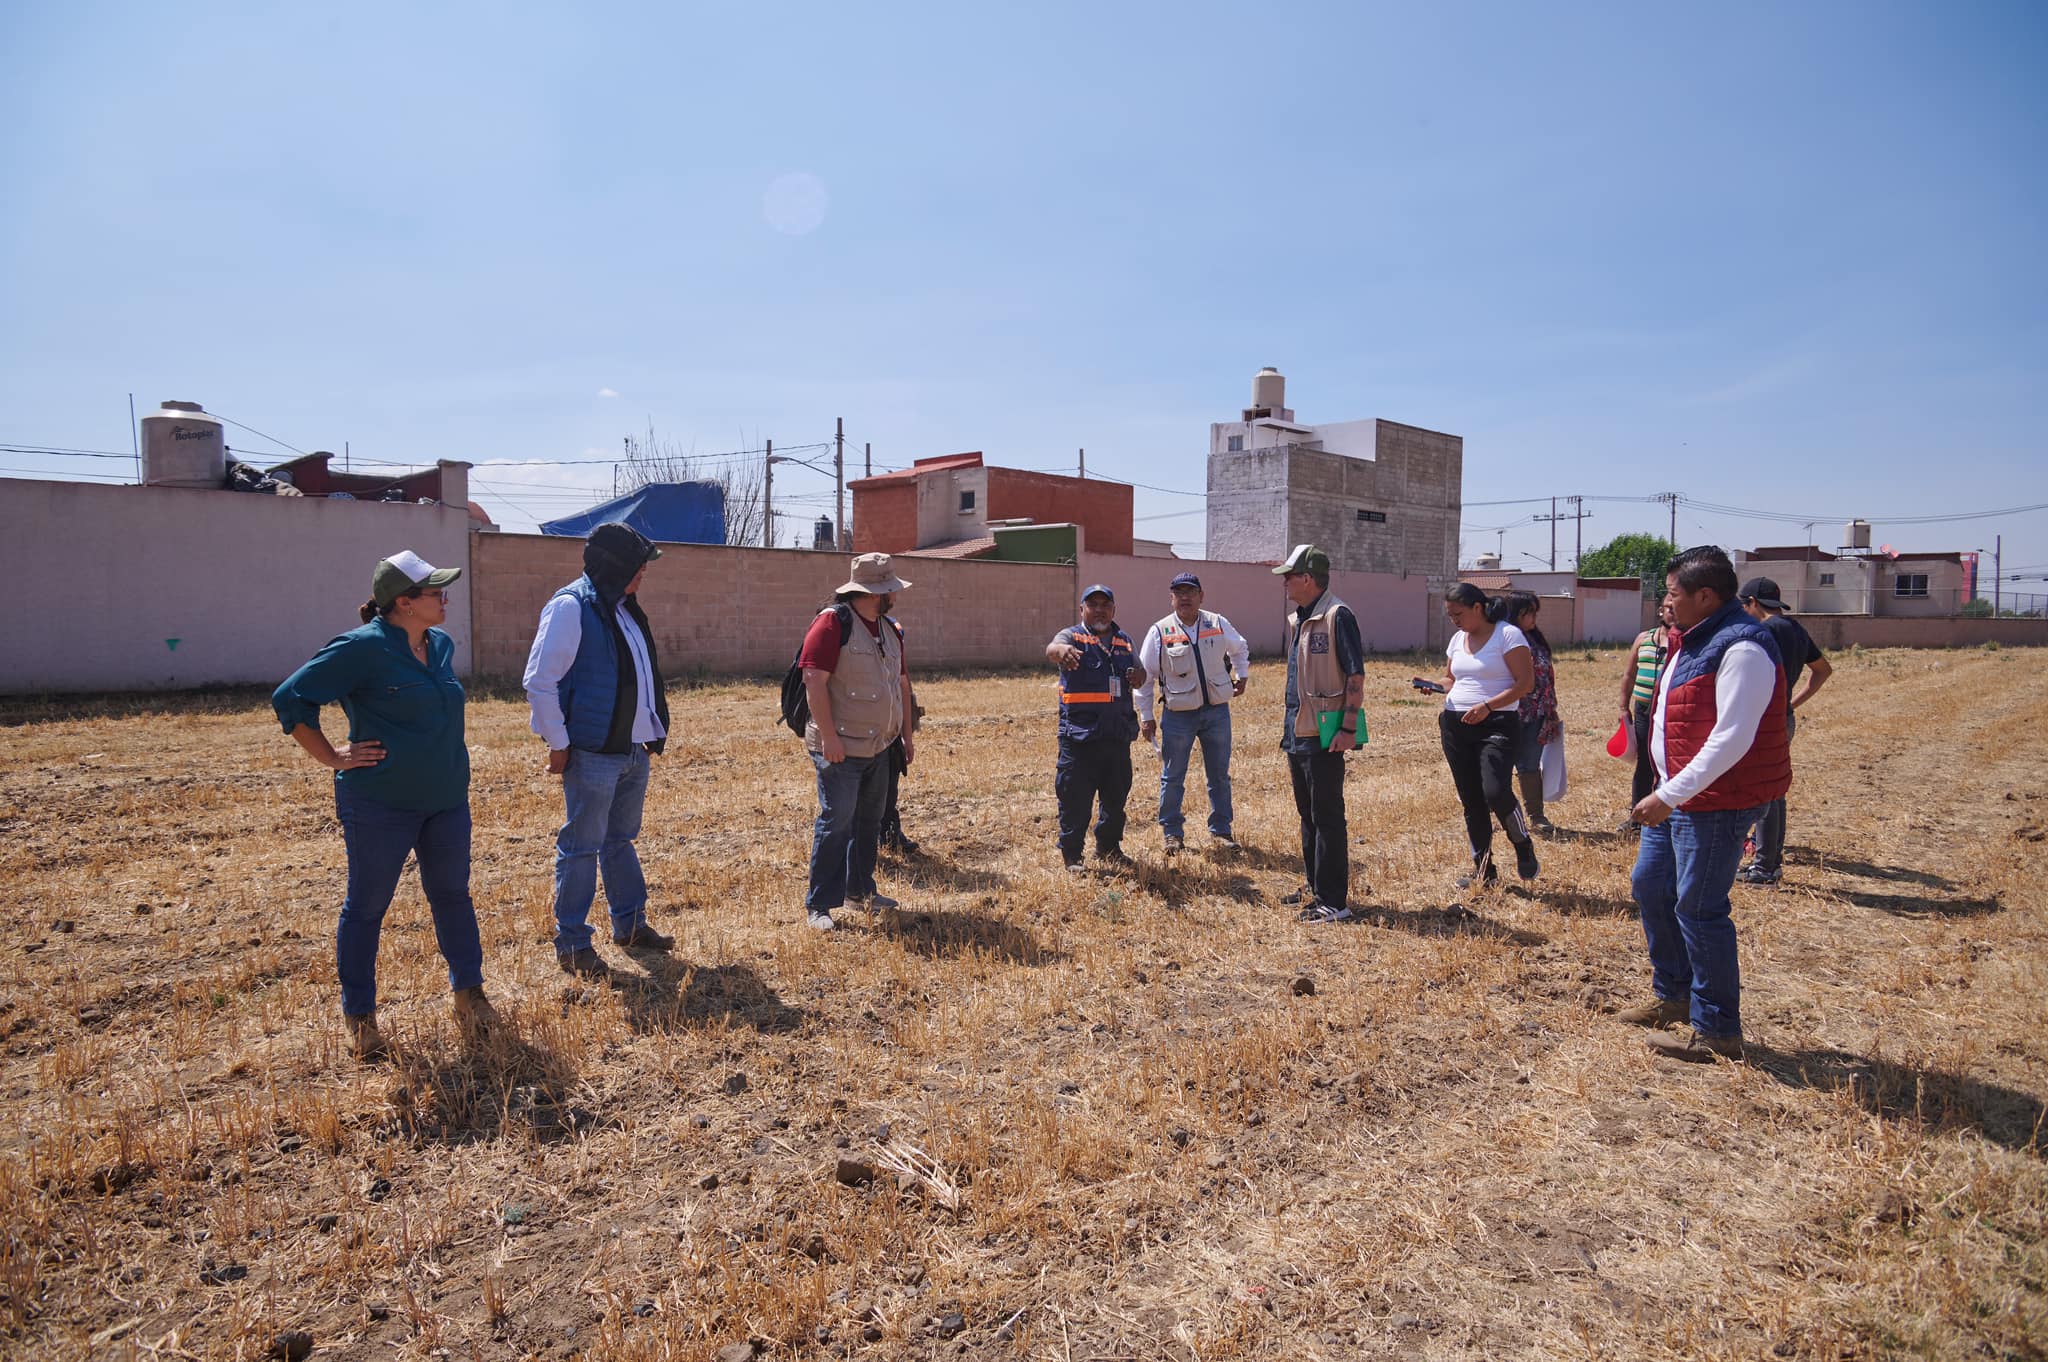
[616,956,805,1035]
[1749,1044,2045,1154]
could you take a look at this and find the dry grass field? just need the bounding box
[1,647,2044,1361]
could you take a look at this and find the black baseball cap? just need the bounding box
[1738,576,1788,611]
[1169,572,1201,591]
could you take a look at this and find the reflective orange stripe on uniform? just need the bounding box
[1060,692,1114,704]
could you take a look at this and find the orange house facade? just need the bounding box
[849,453,1133,557]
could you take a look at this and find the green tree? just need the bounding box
[1578,532,1679,598]
[1959,598,1994,619]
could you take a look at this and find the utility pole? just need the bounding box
[834,417,846,551]
[864,441,871,479]
[1567,495,1585,571]
[127,393,139,482]
[1996,533,2003,616]
[762,439,773,549]
[1550,496,1556,571]
[1651,491,1679,546]
[1078,447,1086,478]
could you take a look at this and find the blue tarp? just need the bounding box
[540,481,726,545]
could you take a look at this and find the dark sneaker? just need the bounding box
[1280,884,1317,905]
[1211,836,1240,853]
[345,1012,390,1062]
[1512,838,1540,881]
[1097,849,1136,871]
[1300,901,1356,924]
[1162,834,1185,855]
[612,921,675,951]
[556,947,610,980]
[1737,865,1781,886]
[806,909,837,932]
[1456,852,1498,890]
[849,892,899,913]
[1646,1027,1744,1063]
[881,826,919,855]
[1062,860,1088,877]
[1614,997,1687,1028]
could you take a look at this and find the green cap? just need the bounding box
[372,550,462,607]
[1272,543,1330,575]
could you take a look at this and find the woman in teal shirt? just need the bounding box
[272,551,496,1060]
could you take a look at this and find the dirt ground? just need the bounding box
[0,647,2043,1361]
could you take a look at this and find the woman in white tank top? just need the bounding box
[1411,583,1541,887]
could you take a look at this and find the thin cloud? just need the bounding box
[596,387,619,399]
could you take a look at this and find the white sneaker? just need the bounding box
[806,910,836,932]
[850,892,899,913]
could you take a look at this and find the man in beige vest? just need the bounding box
[799,553,913,931]
[1276,544,1366,923]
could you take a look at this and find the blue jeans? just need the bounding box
[1630,806,1760,1039]
[334,783,483,1017]
[1512,712,1545,775]
[807,751,888,912]
[1157,704,1233,839]
[553,747,651,953]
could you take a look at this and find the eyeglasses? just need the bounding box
[406,589,451,603]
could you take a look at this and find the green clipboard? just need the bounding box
[1317,709,1366,749]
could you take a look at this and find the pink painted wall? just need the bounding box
[1076,552,1429,655]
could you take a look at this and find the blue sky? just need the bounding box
[3,2,2043,590]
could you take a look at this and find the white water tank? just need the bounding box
[1475,552,1503,570]
[1843,519,1872,551]
[141,401,226,489]
[1252,366,1286,412]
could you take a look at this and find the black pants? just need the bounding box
[1437,709,1528,859]
[1055,736,1132,863]
[1287,748,1349,910]
[1630,702,1658,807]
[881,739,906,840]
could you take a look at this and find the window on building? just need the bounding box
[1226,435,1244,452]
[1356,508,1387,524]
[1818,572,1835,586]
[1894,574,1928,598]
[958,489,976,514]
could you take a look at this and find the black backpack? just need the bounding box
[780,604,854,735]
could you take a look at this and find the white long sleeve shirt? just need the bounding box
[523,594,667,750]
[1134,610,1251,715]
[1649,638,1775,808]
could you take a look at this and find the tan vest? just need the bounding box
[1291,592,1354,738]
[804,612,903,759]
[1153,611,1236,712]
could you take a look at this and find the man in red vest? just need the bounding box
[1618,546,1790,1062]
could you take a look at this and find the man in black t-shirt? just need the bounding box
[1737,577,1833,884]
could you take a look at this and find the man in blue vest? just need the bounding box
[1045,585,1148,873]
[1622,546,1790,1062]
[523,524,674,979]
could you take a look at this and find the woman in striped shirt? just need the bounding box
[1617,599,1678,830]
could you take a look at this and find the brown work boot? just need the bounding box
[1614,997,1688,1028]
[452,986,499,1037]
[611,920,676,951]
[557,947,611,981]
[345,1012,390,1062]
[1645,1027,1744,1063]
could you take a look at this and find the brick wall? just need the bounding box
[988,469,1133,556]
[470,533,1081,680]
[850,482,917,554]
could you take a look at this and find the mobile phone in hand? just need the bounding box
[1410,678,1446,694]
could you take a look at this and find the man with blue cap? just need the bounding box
[1136,571,1251,854]
[1044,584,1148,872]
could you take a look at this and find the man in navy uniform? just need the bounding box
[1045,585,1148,873]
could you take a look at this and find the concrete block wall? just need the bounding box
[469,533,1080,680]
[0,477,473,693]
[1204,446,1292,564]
